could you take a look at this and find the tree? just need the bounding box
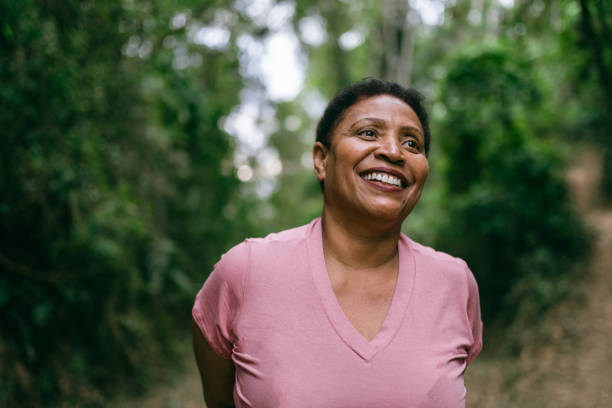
[0,0,251,404]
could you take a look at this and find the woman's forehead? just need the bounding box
[337,94,423,131]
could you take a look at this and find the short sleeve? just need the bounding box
[464,264,483,365]
[192,242,250,359]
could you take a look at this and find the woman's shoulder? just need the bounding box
[246,219,315,246]
[210,219,316,293]
[401,234,468,269]
[219,218,317,264]
[401,235,480,310]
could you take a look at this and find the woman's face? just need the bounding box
[313,94,429,226]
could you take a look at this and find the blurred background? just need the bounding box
[1,0,611,406]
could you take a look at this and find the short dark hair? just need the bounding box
[315,77,431,155]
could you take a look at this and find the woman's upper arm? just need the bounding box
[192,318,236,408]
[191,241,249,407]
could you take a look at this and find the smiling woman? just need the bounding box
[192,78,482,408]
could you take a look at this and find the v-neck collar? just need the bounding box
[307,218,415,361]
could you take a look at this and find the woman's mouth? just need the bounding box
[359,170,406,188]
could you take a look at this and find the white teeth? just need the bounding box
[362,172,402,187]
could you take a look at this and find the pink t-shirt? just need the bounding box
[193,218,483,407]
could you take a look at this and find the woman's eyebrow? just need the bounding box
[349,118,424,138]
[349,117,387,129]
[399,125,424,137]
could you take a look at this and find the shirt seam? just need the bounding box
[192,305,232,359]
[463,262,483,364]
[231,240,251,344]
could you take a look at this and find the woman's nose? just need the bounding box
[375,134,404,164]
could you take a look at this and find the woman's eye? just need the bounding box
[403,139,420,150]
[359,129,377,138]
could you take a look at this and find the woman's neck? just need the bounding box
[321,208,401,271]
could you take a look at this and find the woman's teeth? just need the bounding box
[362,172,402,187]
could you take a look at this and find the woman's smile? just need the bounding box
[360,168,407,190]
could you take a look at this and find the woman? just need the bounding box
[192,78,483,407]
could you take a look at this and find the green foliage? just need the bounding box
[0,0,606,404]
[0,0,250,405]
[276,0,598,340]
[435,47,591,324]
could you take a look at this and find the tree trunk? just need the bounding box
[380,0,415,86]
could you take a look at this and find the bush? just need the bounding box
[434,48,591,326]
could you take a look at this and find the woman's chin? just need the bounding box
[359,204,412,226]
[327,195,414,227]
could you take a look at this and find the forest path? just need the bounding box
[466,147,612,407]
[111,337,204,408]
[123,148,611,408]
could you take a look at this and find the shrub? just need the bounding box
[435,48,591,325]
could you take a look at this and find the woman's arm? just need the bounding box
[192,318,236,408]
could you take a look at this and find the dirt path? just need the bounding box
[466,147,612,407]
[111,338,204,408]
[127,148,611,408]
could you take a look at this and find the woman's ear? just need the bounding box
[312,142,328,183]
